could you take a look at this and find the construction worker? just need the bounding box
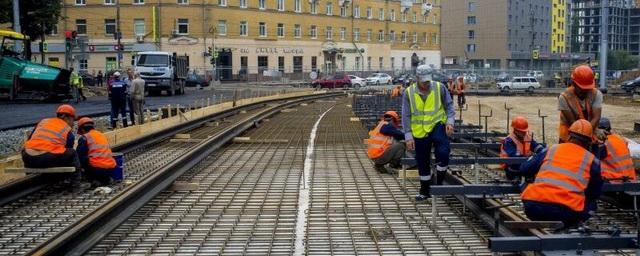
[367,111,405,173]
[401,65,456,201]
[598,118,636,182]
[22,104,80,169]
[76,117,116,186]
[499,116,545,180]
[446,77,455,97]
[109,71,128,129]
[391,85,402,98]
[70,68,86,103]
[558,65,602,143]
[521,120,603,228]
[455,76,466,108]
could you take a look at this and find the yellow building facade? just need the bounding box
[41,0,441,79]
[551,0,566,53]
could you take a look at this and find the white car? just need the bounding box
[366,73,393,85]
[497,77,541,92]
[349,75,366,88]
[527,71,544,79]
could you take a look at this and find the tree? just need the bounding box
[607,50,639,71]
[0,0,63,41]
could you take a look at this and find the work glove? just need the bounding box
[595,128,607,142]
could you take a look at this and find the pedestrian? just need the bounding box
[109,72,128,129]
[125,68,136,125]
[401,65,456,201]
[367,111,405,173]
[76,117,117,187]
[597,118,636,182]
[70,68,86,103]
[558,65,602,143]
[521,119,603,228]
[455,76,466,108]
[131,72,146,124]
[499,116,545,181]
[96,70,104,87]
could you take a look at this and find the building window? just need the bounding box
[240,21,248,36]
[295,0,301,12]
[47,24,58,35]
[277,0,284,11]
[326,2,332,15]
[390,30,395,42]
[423,15,427,23]
[218,0,226,6]
[366,7,372,19]
[354,6,360,18]
[390,9,395,21]
[240,0,247,8]
[278,56,285,73]
[423,32,428,43]
[468,2,476,12]
[367,56,372,71]
[468,30,474,39]
[366,29,372,41]
[258,56,268,72]
[379,8,384,20]
[259,0,266,9]
[177,19,189,34]
[75,0,86,5]
[133,0,144,4]
[340,27,346,40]
[467,16,476,25]
[134,19,145,36]
[401,31,406,42]
[293,56,303,73]
[76,19,87,35]
[294,24,301,38]
[401,57,406,70]
[79,59,88,71]
[379,57,383,70]
[434,34,439,44]
[413,12,417,23]
[277,23,284,37]
[412,32,417,43]
[432,15,437,24]
[401,12,407,22]
[355,56,361,70]
[311,25,317,39]
[259,22,267,37]
[106,57,117,70]
[177,0,188,4]
[378,30,384,42]
[312,56,317,71]
[391,57,395,70]
[218,20,227,35]
[466,44,476,52]
[104,0,115,5]
[326,26,333,40]
[310,2,317,14]
[353,28,360,41]
[340,6,347,17]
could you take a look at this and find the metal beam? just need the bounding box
[450,143,501,150]
[431,184,520,196]
[402,157,527,166]
[452,132,507,139]
[489,234,638,252]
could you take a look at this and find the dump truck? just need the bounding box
[0,30,72,101]
[134,51,188,96]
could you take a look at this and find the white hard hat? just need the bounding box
[415,65,433,82]
[113,71,121,77]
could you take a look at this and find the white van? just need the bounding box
[497,77,541,92]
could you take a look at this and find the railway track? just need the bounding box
[0,92,341,255]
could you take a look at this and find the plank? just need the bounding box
[5,167,76,174]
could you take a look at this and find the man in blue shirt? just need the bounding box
[109,72,128,129]
[367,111,405,173]
[500,116,545,180]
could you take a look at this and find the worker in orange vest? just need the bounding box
[446,77,455,97]
[521,119,603,227]
[76,117,117,186]
[22,104,80,169]
[455,76,466,108]
[391,85,402,98]
[499,116,545,180]
[367,111,405,173]
[598,118,636,182]
[558,65,602,143]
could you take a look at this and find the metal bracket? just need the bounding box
[489,234,638,252]
[504,102,513,134]
[538,108,548,144]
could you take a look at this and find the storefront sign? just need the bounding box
[239,47,304,54]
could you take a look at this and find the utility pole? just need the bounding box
[599,0,608,91]
[117,0,122,69]
[12,0,21,51]
[529,8,535,70]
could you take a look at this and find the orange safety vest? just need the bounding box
[602,133,636,182]
[447,81,455,95]
[83,129,117,169]
[499,132,532,169]
[558,87,595,143]
[391,86,402,98]
[24,118,72,154]
[367,121,394,159]
[456,76,465,94]
[521,143,594,211]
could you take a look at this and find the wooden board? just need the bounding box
[173,133,191,139]
[5,167,76,174]
[502,221,563,229]
[397,169,419,178]
[281,108,298,113]
[170,182,199,191]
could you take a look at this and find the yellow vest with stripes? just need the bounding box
[406,82,447,139]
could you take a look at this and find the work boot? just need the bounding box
[389,160,402,169]
[435,166,448,185]
[415,180,431,201]
[374,164,389,174]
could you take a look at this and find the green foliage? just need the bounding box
[607,50,639,71]
[0,0,62,40]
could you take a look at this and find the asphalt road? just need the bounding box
[0,86,285,131]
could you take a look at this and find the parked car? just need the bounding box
[496,72,510,82]
[348,75,366,88]
[464,73,477,83]
[527,71,545,79]
[79,73,96,87]
[497,77,541,92]
[366,73,393,85]
[186,72,209,87]
[312,74,351,88]
[621,77,640,93]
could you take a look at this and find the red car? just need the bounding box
[311,74,351,89]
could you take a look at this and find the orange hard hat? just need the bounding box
[77,117,94,128]
[384,111,400,121]
[571,65,595,90]
[511,116,529,132]
[568,119,593,139]
[56,104,76,118]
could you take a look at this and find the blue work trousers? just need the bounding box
[110,98,128,128]
[523,200,597,228]
[414,123,450,182]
